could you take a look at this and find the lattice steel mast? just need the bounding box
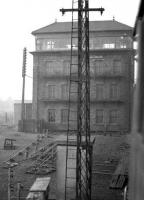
[60,1,104,200]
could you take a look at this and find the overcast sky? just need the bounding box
[0,0,140,100]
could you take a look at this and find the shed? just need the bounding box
[30,177,51,192]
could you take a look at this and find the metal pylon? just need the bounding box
[76,1,91,199]
[60,1,104,200]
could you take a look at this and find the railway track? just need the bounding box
[0,134,55,168]
[25,142,57,175]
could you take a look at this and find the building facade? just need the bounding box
[31,20,134,133]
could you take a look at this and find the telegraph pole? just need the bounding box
[8,166,14,200]
[21,47,27,131]
[8,167,11,200]
[17,182,21,200]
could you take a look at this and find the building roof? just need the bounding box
[32,20,132,35]
[30,177,51,192]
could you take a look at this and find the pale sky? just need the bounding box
[0,0,140,100]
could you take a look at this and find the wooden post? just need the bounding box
[17,183,21,200]
[21,47,27,132]
[8,167,11,200]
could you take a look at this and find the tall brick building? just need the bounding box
[31,20,134,133]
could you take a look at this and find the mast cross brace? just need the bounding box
[60,7,105,16]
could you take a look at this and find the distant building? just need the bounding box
[14,100,32,125]
[31,20,134,133]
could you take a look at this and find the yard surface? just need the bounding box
[0,127,37,200]
[0,127,130,200]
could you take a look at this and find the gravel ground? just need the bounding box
[0,128,130,200]
[91,134,130,200]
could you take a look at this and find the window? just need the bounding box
[45,61,53,73]
[109,110,120,124]
[61,109,68,123]
[96,84,104,99]
[120,44,127,48]
[36,39,55,50]
[70,110,77,122]
[96,110,104,123]
[46,41,55,49]
[110,84,119,99]
[36,39,41,50]
[120,36,127,48]
[66,44,71,49]
[90,39,94,49]
[48,109,55,123]
[95,60,104,74]
[53,62,60,74]
[48,85,55,99]
[113,60,122,74]
[103,43,115,48]
[63,61,70,75]
[61,84,68,99]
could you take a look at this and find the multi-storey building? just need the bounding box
[31,20,134,133]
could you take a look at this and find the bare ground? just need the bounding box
[0,128,130,200]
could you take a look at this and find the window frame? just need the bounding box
[95,83,104,100]
[61,109,68,123]
[94,60,104,75]
[96,109,104,124]
[47,109,56,123]
[48,85,56,99]
[110,83,120,99]
[61,84,68,99]
[113,59,122,74]
[109,109,120,124]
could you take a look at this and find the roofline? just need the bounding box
[32,20,133,36]
[32,29,133,36]
[31,22,56,35]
